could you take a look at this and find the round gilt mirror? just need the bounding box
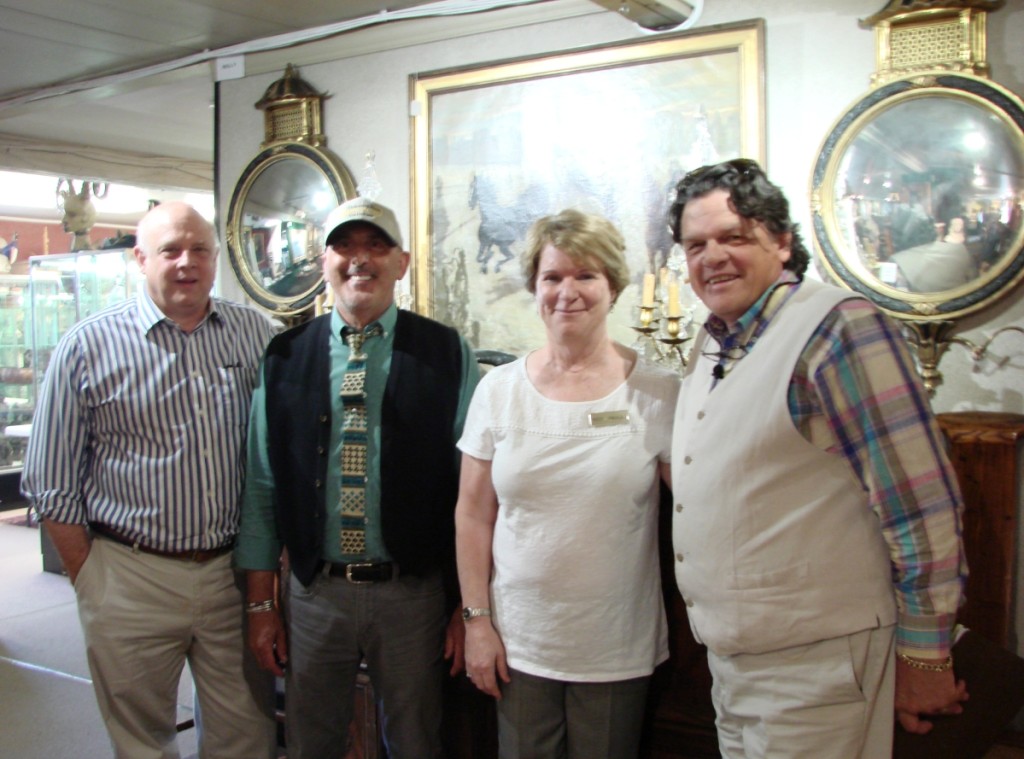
[226,141,356,315]
[811,74,1024,321]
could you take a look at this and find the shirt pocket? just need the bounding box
[210,365,258,430]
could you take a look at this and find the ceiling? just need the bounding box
[0,0,582,193]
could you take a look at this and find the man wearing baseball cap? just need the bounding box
[237,196,480,757]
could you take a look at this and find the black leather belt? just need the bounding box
[90,523,234,563]
[324,561,395,583]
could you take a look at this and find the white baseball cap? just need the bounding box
[323,197,403,249]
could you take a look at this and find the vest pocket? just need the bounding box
[728,560,810,591]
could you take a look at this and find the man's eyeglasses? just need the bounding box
[702,342,754,365]
[678,158,763,191]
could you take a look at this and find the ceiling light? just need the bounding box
[590,0,702,32]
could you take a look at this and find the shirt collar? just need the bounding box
[136,287,219,334]
[330,302,397,342]
[705,270,801,352]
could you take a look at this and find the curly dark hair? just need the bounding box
[667,159,810,277]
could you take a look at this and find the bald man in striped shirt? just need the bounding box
[22,201,279,759]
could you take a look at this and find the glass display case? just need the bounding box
[0,249,139,473]
[0,274,33,474]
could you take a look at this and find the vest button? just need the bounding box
[316,446,325,455]
[697,410,705,420]
[314,479,322,488]
[684,455,692,465]
[675,503,683,512]
[675,553,683,562]
[319,414,328,423]
[685,598,694,608]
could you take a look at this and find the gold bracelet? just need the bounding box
[896,652,954,672]
[245,599,275,614]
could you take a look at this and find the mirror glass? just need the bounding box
[227,143,354,314]
[813,75,1024,320]
[835,97,1022,293]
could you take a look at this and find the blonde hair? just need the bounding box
[521,209,629,303]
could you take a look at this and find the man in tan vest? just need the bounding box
[668,159,968,758]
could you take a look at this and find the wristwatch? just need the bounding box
[462,607,492,621]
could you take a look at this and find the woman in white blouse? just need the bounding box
[456,208,679,759]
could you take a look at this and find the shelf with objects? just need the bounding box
[0,274,34,475]
[0,248,140,474]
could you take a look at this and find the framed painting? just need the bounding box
[410,19,765,356]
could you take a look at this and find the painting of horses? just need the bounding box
[411,20,764,357]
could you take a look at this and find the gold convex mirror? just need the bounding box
[811,73,1024,321]
[225,65,357,316]
[226,141,356,315]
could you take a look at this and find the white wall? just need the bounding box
[217,0,1024,414]
[216,0,1024,662]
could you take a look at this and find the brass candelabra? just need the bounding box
[632,302,694,369]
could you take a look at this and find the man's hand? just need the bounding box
[895,658,969,734]
[444,606,466,676]
[248,608,288,677]
[42,519,91,584]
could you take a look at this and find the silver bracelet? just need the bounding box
[245,599,275,614]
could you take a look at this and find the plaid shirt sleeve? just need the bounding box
[790,298,967,658]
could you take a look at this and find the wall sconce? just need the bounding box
[905,322,1024,394]
[590,0,702,32]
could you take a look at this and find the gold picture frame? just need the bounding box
[410,20,765,355]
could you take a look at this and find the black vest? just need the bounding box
[262,310,464,587]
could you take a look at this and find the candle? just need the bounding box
[641,272,655,307]
[667,278,681,317]
[659,266,669,291]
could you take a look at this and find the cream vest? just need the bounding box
[671,280,897,656]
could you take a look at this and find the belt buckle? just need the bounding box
[345,562,376,584]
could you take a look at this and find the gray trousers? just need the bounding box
[497,668,651,759]
[283,568,447,759]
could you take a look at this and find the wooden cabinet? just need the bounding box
[640,489,718,759]
[343,670,380,759]
[935,412,1024,649]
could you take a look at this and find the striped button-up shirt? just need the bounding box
[705,272,966,658]
[22,289,278,552]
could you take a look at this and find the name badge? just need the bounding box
[588,410,630,428]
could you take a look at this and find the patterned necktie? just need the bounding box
[339,324,382,556]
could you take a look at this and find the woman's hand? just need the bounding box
[455,453,507,697]
[464,617,510,699]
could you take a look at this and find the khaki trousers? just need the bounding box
[75,537,277,759]
[708,625,896,759]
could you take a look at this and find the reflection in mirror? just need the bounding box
[242,159,333,297]
[227,143,355,315]
[813,74,1024,325]
[835,95,1023,296]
